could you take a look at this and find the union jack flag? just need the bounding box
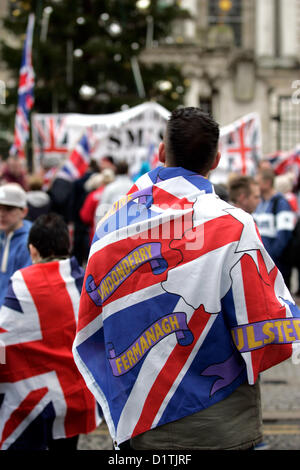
[0,257,100,450]
[73,166,300,447]
[10,14,35,159]
[55,131,96,182]
[210,113,262,184]
[32,114,69,168]
[267,145,300,179]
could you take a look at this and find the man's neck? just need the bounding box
[262,188,276,201]
[164,162,208,177]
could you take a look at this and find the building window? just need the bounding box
[277,96,300,150]
[208,0,242,47]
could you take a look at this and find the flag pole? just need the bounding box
[28,0,44,172]
[10,13,35,171]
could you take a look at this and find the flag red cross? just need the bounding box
[227,122,256,174]
[33,117,69,155]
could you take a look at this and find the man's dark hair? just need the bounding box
[116,160,129,175]
[28,212,70,259]
[105,156,115,165]
[214,183,229,202]
[165,107,220,174]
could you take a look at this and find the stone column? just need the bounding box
[279,0,298,57]
[242,0,256,50]
[255,0,275,57]
[180,0,198,40]
[184,78,202,107]
[0,0,8,18]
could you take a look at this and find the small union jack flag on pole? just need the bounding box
[56,129,98,181]
[10,14,35,159]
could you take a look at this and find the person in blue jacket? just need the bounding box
[0,183,32,306]
[254,168,296,288]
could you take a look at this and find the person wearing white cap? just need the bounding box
[0,183,32,306]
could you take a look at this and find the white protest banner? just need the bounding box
[32,105,262,184]
[32,102,169,174]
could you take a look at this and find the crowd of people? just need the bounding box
[2,149,299,291]
[1,107,300,451]
[219,164,300,293]
[0,154,134,270]
[2,151,299,281]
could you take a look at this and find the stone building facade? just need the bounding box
[141,0,300,155]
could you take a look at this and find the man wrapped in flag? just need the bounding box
[73,107,300,450]
[0,213,100,450]
[10,14,35,159]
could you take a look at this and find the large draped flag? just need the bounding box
[10,14,35,159]
[0,257,100,450]
[73,165,300,447]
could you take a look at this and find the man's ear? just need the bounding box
[21,207,28,219]
[210,151,221,171]
[28,243,41,263]
[158,142,166,164]
[237,192,246,206]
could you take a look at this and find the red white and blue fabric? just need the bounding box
[211,113,262,184]
[32,115,69,165]
[267,146,300,179]
[73,166,300,447]
[10,14,35,159]
[0,257,100,450]
[56,133,92,182]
